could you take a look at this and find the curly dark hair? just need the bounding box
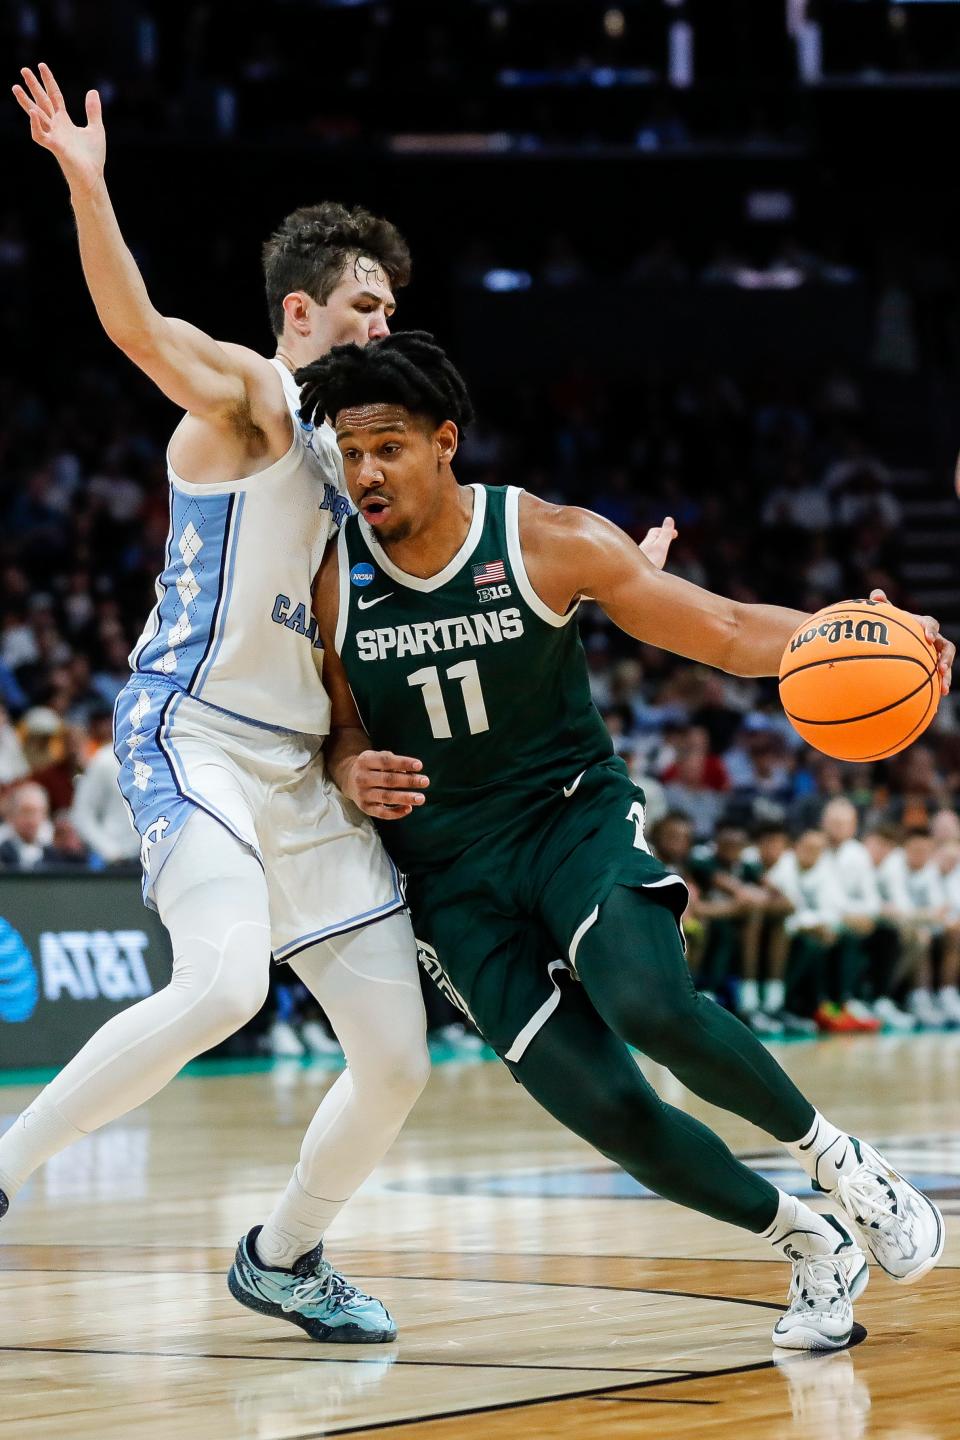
[295,330,476,436]
[261,201,412,337]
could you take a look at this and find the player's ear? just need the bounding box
[281,291,312,336]
[435,420,458,467]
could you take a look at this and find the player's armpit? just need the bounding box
[127,320,290,450]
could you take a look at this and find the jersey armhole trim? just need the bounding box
[334,524,351,656]
[505,487,580,629]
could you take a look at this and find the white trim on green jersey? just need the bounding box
[505,486,580,629]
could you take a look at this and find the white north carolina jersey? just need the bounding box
[129,360,349,735]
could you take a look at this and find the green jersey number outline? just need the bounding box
[407,659,491,740]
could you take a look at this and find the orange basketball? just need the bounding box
[779,600,940,762]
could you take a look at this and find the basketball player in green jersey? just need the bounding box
[305,332,951,1352]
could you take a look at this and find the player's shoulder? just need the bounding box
[517,491,602,545]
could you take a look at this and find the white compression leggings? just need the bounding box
[0,811,430,1256]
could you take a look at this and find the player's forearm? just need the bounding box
[721,602,810,677]
[69,176,161,351]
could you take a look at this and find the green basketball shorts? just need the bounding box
[406,758,688,1059]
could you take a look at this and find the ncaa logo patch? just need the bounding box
[351,563,376,589]
[0,919,39,1023]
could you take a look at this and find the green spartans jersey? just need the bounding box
[333,484,685,1061]
[334,484,614,875]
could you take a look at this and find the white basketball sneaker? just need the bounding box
[772,1215,866,1352]
[773,1249,855,1352]
[833,1139,945,1284]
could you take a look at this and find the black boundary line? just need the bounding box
[274,1359,784,1439]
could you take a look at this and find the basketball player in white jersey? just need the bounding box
[1,63,434,1341]
[4,66,680,1342]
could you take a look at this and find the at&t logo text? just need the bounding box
[40,930,154,1002]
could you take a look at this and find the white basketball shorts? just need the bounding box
[113,677,403,962]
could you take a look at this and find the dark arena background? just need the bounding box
[1,2,960,1437]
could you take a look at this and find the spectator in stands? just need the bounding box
[650,809,707,978]
[688,821,787,1033]
[0,703,28,786]
[20,707,80,813]
[821,798,912,1031]
[0,781,55,869]
[732,821,818,1037]
[894,829,960,1028]
[47,810,92,868]
[765,828,876,1033]
[70,708,140,865]
[661,725,730,838]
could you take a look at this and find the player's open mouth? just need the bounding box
[361,498,391,526]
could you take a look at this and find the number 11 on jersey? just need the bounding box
[407,660,490,740]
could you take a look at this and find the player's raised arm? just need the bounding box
[313,550,429,820]
[11,64,278,434]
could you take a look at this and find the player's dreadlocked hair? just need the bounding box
[295,331,476,437]
[262,201,411,338]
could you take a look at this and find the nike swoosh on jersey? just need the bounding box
[357,593,395,610]
[563,771,586,799]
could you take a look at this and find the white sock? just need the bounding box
[739,978,760,1013]
[0,1098,88,1203]
[762,1189,848,1259]
[938,985,959,1001]
[785,1109,859,1193]
[762,978,786,1014]
[255,1168,346,1268]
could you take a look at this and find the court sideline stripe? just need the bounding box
[269,1358,785,1439]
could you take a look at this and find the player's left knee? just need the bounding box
[357,1031,431,1107]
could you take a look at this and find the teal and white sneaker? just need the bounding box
[228,1226,397,1342]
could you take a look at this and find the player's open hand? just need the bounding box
[870,587,953,695]
[344,749,429,820]
[12,64,105,191]
[639,516,678,571]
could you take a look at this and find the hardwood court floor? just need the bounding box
[2,1033,959,1438]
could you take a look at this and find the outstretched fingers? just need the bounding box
[19,66,53,116]
[37,62,64,111]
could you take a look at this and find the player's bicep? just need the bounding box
[556,510,740,667]
[121,315,249,419]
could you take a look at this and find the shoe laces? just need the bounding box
[837,1166,896,1232]
[282,1257,362,1314]
[789,1254,850,1311]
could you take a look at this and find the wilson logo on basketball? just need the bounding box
[789,618,890,653]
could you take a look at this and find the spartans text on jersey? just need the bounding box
[356,606,524,662]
